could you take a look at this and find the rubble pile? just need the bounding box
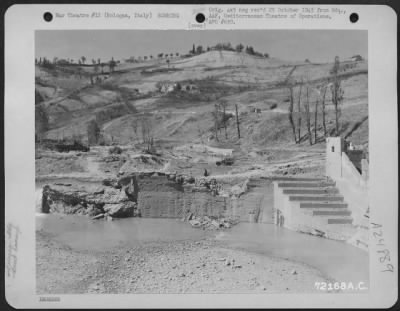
[40,177,140,221]
[184,213,239,230]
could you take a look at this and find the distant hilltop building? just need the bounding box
[157,81,198,93]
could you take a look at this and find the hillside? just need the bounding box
[35,50,368,179]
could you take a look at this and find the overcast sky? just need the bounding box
[36,30,367,63]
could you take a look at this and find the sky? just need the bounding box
[36,30,367,63]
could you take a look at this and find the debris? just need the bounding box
[211,220,221,228]
[189,219,201,227]
[92,213,105,220]
[311,229,325,237]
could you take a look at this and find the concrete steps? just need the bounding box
[310,214,354,224]
[312,210,352,216]
[283,188,339,195]
[289,195,344,202]
[278,181,336,188]
[327,218,353,224]
[299,202,348,208]
[275,177,354,229]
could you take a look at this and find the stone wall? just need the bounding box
[134,174,272,222]
[138,190,229,219]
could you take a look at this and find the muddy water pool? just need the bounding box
[36,213,368,288]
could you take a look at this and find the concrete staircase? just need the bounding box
[274,177,356,240]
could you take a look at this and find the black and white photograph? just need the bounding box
[34,29,370,294]
[4,4,398,308]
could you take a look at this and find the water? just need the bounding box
[36,214,211,252]
[217,223,369,286]
[36,214,368,287]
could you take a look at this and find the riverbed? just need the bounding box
[36,214,368,293]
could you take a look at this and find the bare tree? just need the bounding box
[296,81,303,143]
[220,100,228,139]
[35,105,49,143]
[235,104,241,139]
[109,57,117,73]
[330,56,344,136]
[304,84,312,145]
[87,119,100,145]
[314,92,319,144]
[140,117,154,151]
[131,120,138,141]
[287,84,297,143]
[212,104,220,141]
[320,85,328,137]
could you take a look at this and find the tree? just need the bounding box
[140,117,154,151]
[81,56,86,64]
[264,53,269,58]
[296,81,303,143]
[246,46,255,55]
[235,104,241,139]
[212,104,220,141]
[77,67,83,79]
[158,53,163,59]
[220,101,228,139]
[235,43,244,53]
[330,56,344,136]
[192,44,196,54]
[287,84,297,143]
[109,57,117,73]
[87,119,100,145]
[314,90,319,143]
[304,84,312,145]
[35,105,49,142]
[196,45,203,54]
[166,59,170,68]
[321,85,328,137]
[176,52,179,57]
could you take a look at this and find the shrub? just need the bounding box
[109,146,123,154]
